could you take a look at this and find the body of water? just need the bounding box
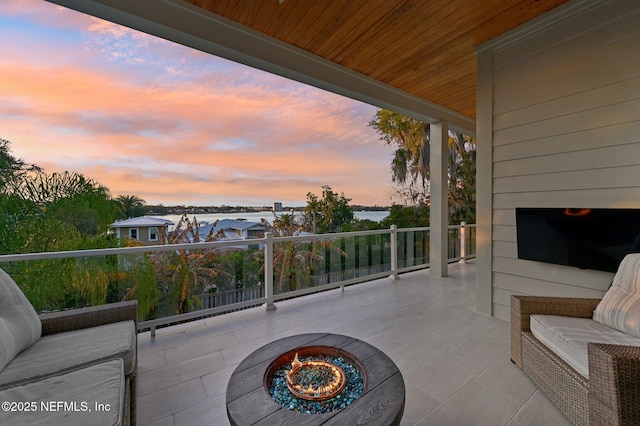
[161,210,389,227]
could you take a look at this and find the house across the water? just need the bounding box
[110,216,174,245]
[199,218,266,241]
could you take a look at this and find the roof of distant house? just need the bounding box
[111,216,175,228]
[193,219,265,240]
[214,219,265,232]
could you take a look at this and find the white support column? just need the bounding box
[475,46,493,316]
[389,225,399,280]
[263,232,276,311]
[459,222,467,263]
[429,120,449,277]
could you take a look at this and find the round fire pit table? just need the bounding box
[226,333,405,425]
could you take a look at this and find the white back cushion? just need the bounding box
[0,269,42,371]
[593,253,640,338]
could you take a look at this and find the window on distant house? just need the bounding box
[129,228,138,239]
[149,227,158,241]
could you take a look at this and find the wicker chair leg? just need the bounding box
[130,373,136,426]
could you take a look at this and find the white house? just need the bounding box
[199,219,266,242]
[110,216,174,245]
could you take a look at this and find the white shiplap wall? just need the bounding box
[484,1,640,320]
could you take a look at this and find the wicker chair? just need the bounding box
[0,300,138,426]
[511,295,640,426]
[0,266,138,425]
[39,301,138,425]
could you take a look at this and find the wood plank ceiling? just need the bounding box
[185,0,569,121]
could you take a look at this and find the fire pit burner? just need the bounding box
[226,333,405,425]
[286,353,346,401]
[269,351,364,414]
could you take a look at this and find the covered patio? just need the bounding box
[18,1,640,424]
[137,263,568,425]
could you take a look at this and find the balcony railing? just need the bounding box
[0,223,475,336]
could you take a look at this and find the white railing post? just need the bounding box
[263,232,276,311]
[389,225,399,280]
[459,221,467,264]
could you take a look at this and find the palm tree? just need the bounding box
[260,214,345,293]
[115,194,146,218]
[369,110,476,223]
[146,215,229,314]
[369,110,430,204]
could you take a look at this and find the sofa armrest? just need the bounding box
[39,300,138,336]
[510,295,601,367]
[588,343,640,426]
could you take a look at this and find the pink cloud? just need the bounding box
[0,0,395,206]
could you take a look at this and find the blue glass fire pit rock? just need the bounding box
[269,355,364,414]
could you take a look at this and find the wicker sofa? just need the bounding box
[0,268,137,426]
[511,254,640,426]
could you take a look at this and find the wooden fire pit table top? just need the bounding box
[226,333,405,425]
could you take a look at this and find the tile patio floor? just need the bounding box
[137,262,571,426]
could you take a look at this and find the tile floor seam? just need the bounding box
[412,396,447,425]
[409,351,504,412]
[137,357,226,397]
[505,389,538,425]
[426,378,515,426]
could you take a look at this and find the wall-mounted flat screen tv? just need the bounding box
[515,208,640,273]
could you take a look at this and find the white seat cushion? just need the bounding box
[0,321,135,389]
[0,268,41,371]
[0,359,125,426]
[530,314,640,378]
[593,253,640,337]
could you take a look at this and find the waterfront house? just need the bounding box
[110,216,174,246]
[188,218,266,244]
[212,219,266,241]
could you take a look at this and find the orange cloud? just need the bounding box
[0,0,395,206]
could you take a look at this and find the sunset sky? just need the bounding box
[0,0,395,207]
